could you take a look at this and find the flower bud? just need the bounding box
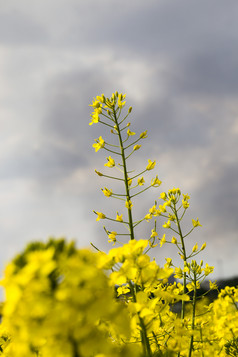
[95,169,103,176]
[171,237,177,244]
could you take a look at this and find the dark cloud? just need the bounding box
[0,0,238,279]
[196,160,238,233]
[173,49,238,97]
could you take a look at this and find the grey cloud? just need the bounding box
[195,160,238,233]
[173,49,238,97]
[62,0,238,57]
[0,9,48,45]
[0,142,85,182]
[0,0,238,279]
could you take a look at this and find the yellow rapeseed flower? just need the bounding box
[118,93,126,108]
[138,177,145,186]
[92,136,105,152]
[192,218,202,227]
[160,192,167,200]
[160,234,166,247]
[116,213,123,222]
[140,130,147,138]
[171,237,177,244]
[125,200,133,210]
[127,129,135,136]
[108,231,117,245]
[151,176,162,187]
[150,229,158,238]
[182,199,190,209]
[102,187,112,197]
[174,267,183,279]
[203,263,214,276]
[104,156,115,167]
[144,214,152,222]
[89,98,101,108]
[127,177,132,186]
[163,220,171,229]
[95,212,106,221]
[192,243,198,252]
[209,280,218,290]
[146,159,156,170]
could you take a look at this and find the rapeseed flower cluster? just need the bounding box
[0,239,132,357]
[0,92,236,357]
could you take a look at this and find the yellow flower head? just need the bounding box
[171,237,177,244]
[127,177,132,186]
[192,218,202,227]
[149,205,157,215]
[146,159,156,170]
[163,220,171,229]
[192,243,198,252]
[144,213,152,222]
[89,112,100,126]
[108,231,117,245]
[160,234,166,247]
[125,200,133,210]
[158,204,166,213]
[140,130,147,139]
[182,199,190,209]
[133,144,141,151]
[203,263,214,276]
[138,177,145,186]
[95,212,106,221]
[183,193,190,201]
[165,257,172,268]
[116,213,123,222]
[174,267,183,279]
[117,285,130,296]
[151,175,162,187]
[89,98,101,108]
[209,280,218,290]
[187,281,200,292]
[118,93,126,108]
[102,187,112,197]
[160,192,167,200]
[150,229,158,238]
[127,129,135,136]
[104,156,115,167]
[92,136,105,152]
[96,94,105,103]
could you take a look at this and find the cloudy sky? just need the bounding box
[0,0,238,280]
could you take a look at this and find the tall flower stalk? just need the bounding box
[90,92,215,357]
[90,92,157,246]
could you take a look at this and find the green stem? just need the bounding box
[173,204,187,319]
[174,203,188,357]
[188,274,197,357]
[113,108,135,240]
[129,281,152,357]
